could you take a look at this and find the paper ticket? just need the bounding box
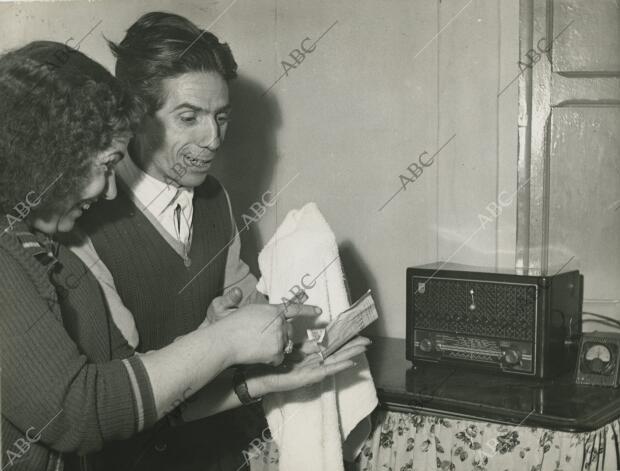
[307,290,378,359]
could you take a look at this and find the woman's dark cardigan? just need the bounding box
[0,224,157,471]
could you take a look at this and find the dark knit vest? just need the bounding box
[80,175,232,352]
[78,177,258,471]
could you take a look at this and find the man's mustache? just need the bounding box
[179,144,215,162]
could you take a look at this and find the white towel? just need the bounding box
[255,202,378,471]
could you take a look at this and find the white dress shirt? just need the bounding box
[69,157,265,348]
[117,157,194,245]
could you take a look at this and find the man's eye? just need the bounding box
[180,114,197,123]
[216,114,231,125]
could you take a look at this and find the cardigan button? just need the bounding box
[154,442,168,452]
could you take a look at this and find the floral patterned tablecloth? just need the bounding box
[357,410,620,471]
[249,409,620,471]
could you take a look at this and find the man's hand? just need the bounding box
[246,336,371,397]
[204,287,244,325]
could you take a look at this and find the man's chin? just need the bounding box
[181,171,210,188]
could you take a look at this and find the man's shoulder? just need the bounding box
[79,188,134,234]
[195,174,227,200]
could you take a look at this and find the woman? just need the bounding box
[0,41,367,471]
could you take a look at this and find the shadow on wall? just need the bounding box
[213,76,383,335]
[340,240,383,336]
[211,74,282,276]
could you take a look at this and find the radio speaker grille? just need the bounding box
[412,278,536,341]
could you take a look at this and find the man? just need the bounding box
[76,11,271,471]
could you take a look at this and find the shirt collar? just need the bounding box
[116,156,194,215]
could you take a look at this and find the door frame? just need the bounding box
[515,0,620,273]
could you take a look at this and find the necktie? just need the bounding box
[174,203,183,239]
[173,192,191,243]
[173,192,192,267]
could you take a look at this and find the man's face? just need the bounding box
[138,71,231,188]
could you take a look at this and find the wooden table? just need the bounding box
[367,336,620,432]
[350,337,620,470]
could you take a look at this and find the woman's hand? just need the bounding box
[213,302,322,367]
[246,336,371,397]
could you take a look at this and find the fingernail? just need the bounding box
[314,307,322,314]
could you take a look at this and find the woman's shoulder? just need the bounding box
[0,228,30,270]
[0,227,59,302]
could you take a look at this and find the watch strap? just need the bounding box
[233,368,261,405]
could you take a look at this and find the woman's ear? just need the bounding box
[94,135,131,170]
[94,151,111,168]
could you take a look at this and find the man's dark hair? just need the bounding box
[109,12,238,114]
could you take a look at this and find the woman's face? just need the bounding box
[32,136,130,234]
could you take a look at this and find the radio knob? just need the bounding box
[419,338,434,352]
[503,348,521,365]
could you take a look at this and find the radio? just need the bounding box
[406,263,583,378]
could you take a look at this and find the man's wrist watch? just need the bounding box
[233,368,262,405]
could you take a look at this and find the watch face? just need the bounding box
[582,342,615,375]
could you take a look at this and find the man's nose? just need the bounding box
[197,117,221,151]
[103,173,118,200]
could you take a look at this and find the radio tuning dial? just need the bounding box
[468,289,476,311]
[503,348,521,365]
[419,338,434,352]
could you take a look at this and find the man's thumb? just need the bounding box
[223,287,243,308]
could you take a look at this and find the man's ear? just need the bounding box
[140,112,157,131]
[138,113,166,154]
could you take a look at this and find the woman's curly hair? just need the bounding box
[0,41,144,219]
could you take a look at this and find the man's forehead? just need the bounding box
[160,71,229,111]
